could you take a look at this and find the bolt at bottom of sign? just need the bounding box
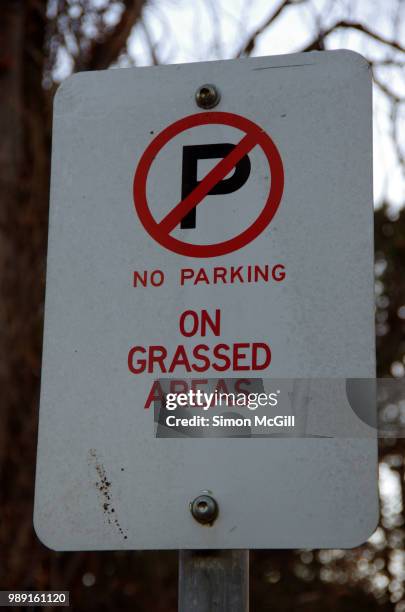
[190,494,219,525]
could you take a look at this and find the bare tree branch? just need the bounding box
[140,18,159,65]
[207,0,222,58]
[392,101,405,173]
[302,20,405,54]
[236,0,292,58]
[75,0,147,72]
[372,69,404,104]
[374,59,405,67]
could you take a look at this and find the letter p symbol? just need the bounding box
[180,143,251,229]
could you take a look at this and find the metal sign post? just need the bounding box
[179,550,249,612]
[178,494,248,610]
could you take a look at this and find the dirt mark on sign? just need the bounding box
[88,449,128,540]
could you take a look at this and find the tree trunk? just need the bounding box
[0,0,50,586]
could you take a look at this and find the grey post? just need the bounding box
[178,550,249,612]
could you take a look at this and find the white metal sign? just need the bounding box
[34,50,377,550]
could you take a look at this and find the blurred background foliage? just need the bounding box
[0,0,404,609]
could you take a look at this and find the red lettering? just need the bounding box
[128,346,146,373]
[215,379,229,394]
[272,264,286,282]
[144,380,164,409]
[213,267,227,284]
[254,265,269,282]
[179,310,199,337]
[252,343,271,370]
[235,378,251,395]
[133,271,147,287]
[133,269,164,287]
[195,268,210,284]
[151,270,164,286]
[192,345,210,372]
[180,268,194,285]
[233,343,250,371]
[169,380,189,394]
[169,345,191,373]
[201,309,221,336]
[230,266,243,283]
[212,344,231,372]
[148,346,168,373]
[191,379,208,393]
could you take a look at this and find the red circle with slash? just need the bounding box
[133,112,284,258]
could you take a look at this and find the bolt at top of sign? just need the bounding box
[195,84,221,109]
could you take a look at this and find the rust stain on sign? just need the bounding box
[88,449,128,540]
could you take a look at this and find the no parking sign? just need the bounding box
[35,51,377,551]
[134,111,284,257]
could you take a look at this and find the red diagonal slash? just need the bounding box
[158,132,259,235]
[134,111,284,258]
